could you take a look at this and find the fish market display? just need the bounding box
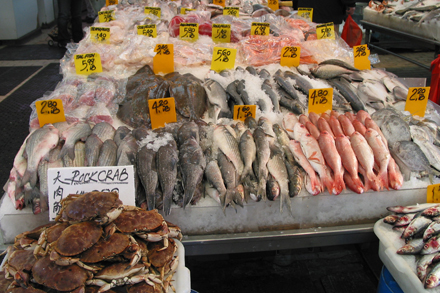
[0,191,182,292]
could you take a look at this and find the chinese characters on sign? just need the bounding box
[137,24,157,38]
[179,23,199,41]
[316,22,335,40]
[298,8,313,22]
[211,47,237,72]
[98,10,115,23]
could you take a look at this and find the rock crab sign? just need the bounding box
[48,166,135,221]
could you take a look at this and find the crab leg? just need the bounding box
[126,236,142,270]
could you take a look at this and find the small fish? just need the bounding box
[422,235,440,256]
[397,238,425,255]
[214,125,244,176]
[239,130,256,180]
[267,145,292,215]
[177,121,199,147]
[424,221,440,242]
[383,214,400,225]
[402,215,432,239]
[204,79,231,122]
[394,213,416,227]
[417,253,440,282]
[335,135,364,194]
[245,116,258,129]
[253,127,270,201]
[387,203,439,214]
[338,115,355,137]
[282,113,299,137]
[329,115,344,137]
[388,157,403,190]
[365,128,391,190]
[96,139,117,166]
[226,80,244,106]
[317,117,335,138]
[423,206,440,217]
[266,174,280,201]
[311,64,354,79]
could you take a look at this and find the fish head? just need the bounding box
[425,275,440,289]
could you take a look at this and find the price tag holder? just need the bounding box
[213,0,226,7]
[353,44,371,70]
[98,10,115,22]
[212,24,231,43]
[234,105,257,122]
[90,27,110,44]
[153,44,174,75]
[268,0,279,11]
[404,87,431,117]
[137,24,157,38]
[251,22,270,36]
[106,0,118,5]
[308,88,333,114]
[211,47,237,72]
[280,46,300,67]
[223,7,239,17]
[74,53,103,75]
[47,166,135,221]
[298,8,313,22]
[144,7,161,18]
[35,99,66,127]
[148,98,177,129]
[179,23,199,41]
[427,184,440,203]
[316,22,335,40]
[181,8,196,14]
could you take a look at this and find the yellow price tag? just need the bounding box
[211,47,237,72]
[90,27,110,44]
[181,8,196,14]
[137,25,157,38]
[267,0,279,11]
[234,105,257,122]
[212,24,231,43]
[427,184,440,203]
[179,23,199,41]
[316,23,335,40]
[153,44,174,75]
[144,7,161,18]
[353,45,371,70]
[251,22,270,36]
[106,0,118,5]
[36,99,66,128]
[98,10,115,23]
[213,0,226,7]
[223,7,239,17]
[404,87,430,117]
[298,8,313,22]
[308,88,333,114]
[280,46,300,67]
[149,98,177,130]
[74,53,103,75]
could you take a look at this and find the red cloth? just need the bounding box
[341,15,362,48]
[429,54,440,104]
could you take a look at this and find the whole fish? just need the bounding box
[234,122,247,141]
[397,238,425,255]
[137,146,158,211]
[239,130,256,180]
[365,128,391,190]
[402,215,432,239]
[422,235,440,256]
[218,151,243,208]
[236,80,251,105]
[309,112,320,126]
[253,127,270,201]
[273,124,295,165]
[423,206,440,217]
[364,118,387,146]
[157,139,178,216]
[22,124,59,187]
[261,80,280,113]
[319,59,359,71]
[282,113,299,137]
[335,135,364,194]
[417,253,440,282]
[394,213,416,227]
[329,115,344,137]
[381,116,411,147]
[311,64,354,79]
[38,147,63,198]
[117,134,138,166]
[274,74,302,100]
[278,95,305,115]
[423,221,440,242]
[283,71,314,95]
[357,79,389,105]
[96,139,117,166]
[177,121,199,147]
[318,131,345,195]
[410,125,440,171]
[205,160,227,207]
[267,145,292,215]
[387,203,439,214]
[113,126,131,146]
[91,122,116,142]
[388,157,403,190]
[390,141,431,180]
[258,117,276,145]
[338,115,355,136]
[85,134,102,167]
[317,118,335,138]
[293,123,310,141]
[226,80,244,105]
[59,122,91,160]
[284,158,303,197]
[328,77,366,112]
[266,174,280,201]
[204,79,231,122]
[383,214,400,225]
[245,116,258,129]
[305,121,320,140]
[214,125,244,176]
[179,138,206,208]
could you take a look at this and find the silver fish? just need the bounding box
[157,139,178,215]
[253,127,270,201]
[236,80,251,105]
[357,79,389,105]
[234,122,247,141]
[85,134,103,167]
[397,238,425,255]
[283,70,314,95]
[96,139,117,166]
[226,80,244,105]
[92,122,116,142]
[205,160,227,207]
[204,79,231,122]
[59,122,91,160]
[390,141,431,180]
[266,174,280,201]
[319,59,359,71]
[402,215,432,239]
[381,115,411,146]
[267,145,291,215]
[218,151,243,208]
[417,253,440,282]
[213,125,244,176]
[137,146,158,211]
[383,214,400,225]
[239,130,256,180]
[410,125,440,171]
[422,234,440,255]
[423,206,440,217]
[328,77,366,112]
[261,80,280,113]
[394,213,416,227]
[425,261,440,288]
[387,203,439,214]
[424,221,440,242]
[310,64,354,79]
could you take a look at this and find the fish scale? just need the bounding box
[267,146,291,215]
[214,126,244,176]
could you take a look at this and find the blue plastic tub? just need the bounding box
[377,266,404,293]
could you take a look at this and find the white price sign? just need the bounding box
[48,166,136,221]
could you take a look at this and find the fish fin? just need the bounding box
[332,174,346,195]
[378,169,390,191]
[388,170,403,190]
[163,194,172,216]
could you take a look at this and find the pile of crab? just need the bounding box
[0,191,182,293]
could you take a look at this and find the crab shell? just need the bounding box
[60,192,123,224]
[54,222,103,256]
[45,222,70,243]
[32,256,89,291]
[80,233,130,263]
[127,282,162,293]
[85,286,118,293]
[0,271,12,291]
[112,209,164,233]
[147,238,176,268]
[7,249,36,273]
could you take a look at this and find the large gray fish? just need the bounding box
[310,64,354,79]
[357,79,389,105]
[59,122,91,160]
[204,79,231,122]
[85,134,102,167]
[22,124,59,187]
[113,126,131,146]
[253,127,270,201]
[225,80,244,105]
[239,130,256,180]
[329,77,366,112]
[205,160,227,207]
[157,139,178,215]
[267,145,292,215]
[179,138,206,208]
[274,73,302,100]
[410,125,440,171]
[278,92,305,115]
[423,221,440,242]
[218,151,243,208]
[137,146,158,211]
[390,141,431,180]
[177,121,199,147]
[258,68,271,80]
[213,125,244,176]
[96,139,117,166]
[396,238,425,255]
[245,116,258,129]
[117,134,138,166]
[261,80,280,113]
[92,122,116,142]
[132,125,150,141]
[370,108,400,128]
[283,70,314,94]
[38,146,62,198]
[319,59,359,71]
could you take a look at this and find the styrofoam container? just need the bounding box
[374,219,440,293]
[174,239,191,293]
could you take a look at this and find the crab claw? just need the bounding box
[15,270,29,288]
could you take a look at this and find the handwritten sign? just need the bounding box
[48,166,136,221]
[213,0,226,7]
[268,0,279,11]
[251,22,270,36]
[153,44,174,74]
[212,24,231,43]
[98,10,115,23]
[137,24,157,38]
[316,23,335,40]
[181,8,195,14]
[353,45,371,70]
[179,23,199,41]
[223,7,239,17]
[427,184,440,203]
[211,47,237,72]
[74,53,103,75]
[35,99,66,127]
[90,27,110,44]
[234,105,256,121]
[308,88,333,114]
[298,8,313,21]
[144,7,161,18]
[148,98,177,129]
[404,87,431,117]
[280,46,300,67]
[106,0,118,5]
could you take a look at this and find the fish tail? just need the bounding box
[333,173,346,195]
[21,169,37,188]
[163,192,172,216]
[59,144,75,161]
[320,173,334,195]
[343,171,364,194]
[378,168,390,191]
[257,179,267,201]
[388,169,403,190]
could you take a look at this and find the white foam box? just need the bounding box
[174,240,191,293]
[374,219,440,293]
